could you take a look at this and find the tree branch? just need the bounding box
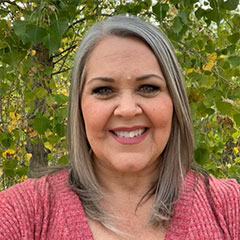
[51,44,77,59]
[51,67,72,76]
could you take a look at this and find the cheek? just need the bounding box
[81,98,113,137]
[147,97,173,129]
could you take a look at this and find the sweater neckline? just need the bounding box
[54,170,196,239]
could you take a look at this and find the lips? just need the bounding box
[112,128,146,138]
[110,126,148,144]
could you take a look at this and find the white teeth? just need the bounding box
[113,128,145,138]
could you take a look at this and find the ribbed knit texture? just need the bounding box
[0,170,239,239]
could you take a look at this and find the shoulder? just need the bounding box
[190,172,240,212]
[189,171,240,239]
[0,170,70,239]
[207,174,240,220]
[186,171,240,202]
[208,174,240,201]
[0,169,68,203]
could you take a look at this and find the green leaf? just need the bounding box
[13,20,29,44]
[4,169,16,178]
[195,8,205,20]
[152,3,169,20]
[43,33,60,55]
[58,155,68,165]
[216,101,232,115]
[0,19,9,30]
[194,148,209,165]
[205,9,220,23]
[0,133,13,149]
[26,24,48,45]
[228,56,240,67]
[172,17,183,34]
[33,88,48,99]
[55,107,67,122]
[55,94,68,105]
[2,50,27,66]
[49,19,68,38]
[223,0,239,10]
[32,117,51,134]
[179,11,188,25]
[233,114,240,126]
[3,159,18,170]
[228,32,240,44]
[16,167,29,177]
[55,123,66,137]
[205,108,215,115]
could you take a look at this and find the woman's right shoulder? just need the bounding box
[0,169,68,202]
[0,169,70,239]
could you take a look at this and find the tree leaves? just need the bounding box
[1,0,240,189]
[223,0,239,10]
[31,116,51,135]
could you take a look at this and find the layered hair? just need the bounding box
[68,15,195,228]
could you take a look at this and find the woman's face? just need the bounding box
[81,36,173,174]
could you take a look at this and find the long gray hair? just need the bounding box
[68,15,194,228]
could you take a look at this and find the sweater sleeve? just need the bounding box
[0,177,50,240]
[209,176,240,240]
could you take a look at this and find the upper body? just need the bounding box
[0,170,239,240]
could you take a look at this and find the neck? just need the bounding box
[93,159,160,200]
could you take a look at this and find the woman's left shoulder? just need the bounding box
[208,174,240,205]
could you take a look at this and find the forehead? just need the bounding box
[84,36,161,79]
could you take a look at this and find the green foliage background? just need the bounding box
[0,0,239,190]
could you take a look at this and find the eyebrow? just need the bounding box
[136,74,165,81]
[87,73,164,84]
[87,77,114,85]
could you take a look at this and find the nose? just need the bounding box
[114,92,142,118]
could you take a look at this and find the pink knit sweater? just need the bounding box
[0,170,239,239]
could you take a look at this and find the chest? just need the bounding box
[87,218,166,240]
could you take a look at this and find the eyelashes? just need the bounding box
[92,86,114,97]
[92,84,161,98]
[138,84,160,95]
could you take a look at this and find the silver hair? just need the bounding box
[68,15,194,229]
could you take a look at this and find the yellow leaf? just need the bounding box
[203,53,217,71]
[25,153,32,161]
[234,147,239,154]
[57,88,69,96]
[31,50,36,56]
[9,112,21,120]
[61,38,68,43]
[187,68,195,74]
[8,124,15,132]
[219,55,227,59]
[208,52,217,62]
[2,149,15,158]
[59,48,64,52]
[45,142,53,151]
[28,127,38,137]
[20,176,27,182]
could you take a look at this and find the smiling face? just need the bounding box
[81,36,173,175]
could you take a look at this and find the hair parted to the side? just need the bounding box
[68,15,195,229]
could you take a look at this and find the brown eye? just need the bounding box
[92,86,114,97]
[138,84,160,95]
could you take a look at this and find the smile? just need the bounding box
[112,128,146,138]
[110,127,148,145]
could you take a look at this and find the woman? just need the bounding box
[0,15,239,240]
